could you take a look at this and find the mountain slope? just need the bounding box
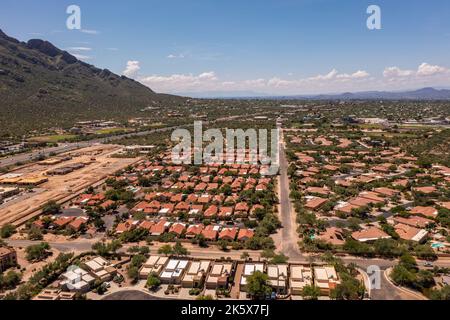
[0,29,184,136]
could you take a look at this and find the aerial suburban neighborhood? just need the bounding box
[1,2,450,316]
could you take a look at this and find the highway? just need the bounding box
[0,125,183,169]
[0,112,273,169]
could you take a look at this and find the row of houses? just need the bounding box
[138,255,340,296]
[116,219,255,242]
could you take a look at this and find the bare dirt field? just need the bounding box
[0,145,140,227]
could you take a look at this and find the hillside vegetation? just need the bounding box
[0,29,185,136]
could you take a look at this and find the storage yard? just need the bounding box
[0,145,140,226]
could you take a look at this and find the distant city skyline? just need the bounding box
[2,0,450,95]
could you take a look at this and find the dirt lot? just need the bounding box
[0,145,140,227]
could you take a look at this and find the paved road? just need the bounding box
[0,125,184,169]
[0,112,274,169]
[276,127,305,261]
[102,290,166,300]
[6,239,96,252]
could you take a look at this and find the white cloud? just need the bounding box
[417,62,448,76]
[133,63,448,95]
[309,69,338,81]
[123,61,141,78]
[67,47,92,51]
[337,70,370,79]
[167,53,185,59]
[384,63,448,79]
[81,29,100,35]
[383,66,414,78]
[139,71,219,92]
[137,68,371,94]
[71,53,91,60]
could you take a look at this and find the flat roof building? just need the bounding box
[139,255,169,279]
[267,264,288,294]
[181,260,211,288]
[160,259,190,284]
[84,256,116,281]
[314,266,340,295]
[205,262,233,289]
[0,247,17,272]
[240,263,265,292]
[60,266,95,293]
[290,265,313,295]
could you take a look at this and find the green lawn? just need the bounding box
[28,134,78,143]
[95,128,128,135]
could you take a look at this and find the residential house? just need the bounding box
[267,264,288,294]
[160,259,190,284]
[205,262,233,289]
[139,256,169,279]
[314,266,340,295]
[290,265,313,295]
[352,227,391,242]
[181,260,211,288]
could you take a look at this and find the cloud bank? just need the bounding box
[123,61,450,95]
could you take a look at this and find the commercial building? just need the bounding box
[0,187,20,201]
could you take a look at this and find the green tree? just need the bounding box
[146,273,161,291]
[158,244,173,256]
[429,285,450,300]
[270,253,289,264]
[127,266,139,283]
[0,224,16,238]
[246,271,272,299]
[0,270,22,290]
[41,200,61,215]
[217,240,229,251]
[173,241,189,256]
[301,285,321,300]
[240,252,250,261]
[390,265,416,287]
[330,274,365,300]
[25,242,51,262]
[28,225,43,241]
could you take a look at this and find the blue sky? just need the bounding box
[2,0,450,95]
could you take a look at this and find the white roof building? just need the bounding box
[240,263,265,291]
[60,266,95,292]
[160,259,190,284]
